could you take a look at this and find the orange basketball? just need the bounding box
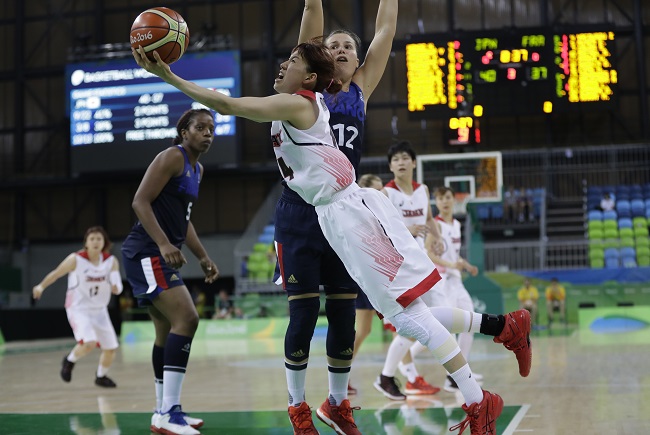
[130,7,190,65]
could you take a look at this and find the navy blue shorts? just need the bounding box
[273,188,359,298]
[355,289,374,310]
[122,254,186,307]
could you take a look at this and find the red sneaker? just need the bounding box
[493,309,532,377]
[316,398,361,435]
[404,376,440,395]
[449,390,503,434]
[288,402,320,435]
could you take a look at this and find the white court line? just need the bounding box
[503,403,531,435]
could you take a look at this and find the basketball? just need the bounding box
[130,7,190,65]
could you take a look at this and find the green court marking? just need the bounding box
[1,406,521,434]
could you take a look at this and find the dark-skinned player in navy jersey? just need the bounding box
[121,109,219,435]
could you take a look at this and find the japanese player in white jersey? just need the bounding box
[32,226,122,388]
[132,37,532,435]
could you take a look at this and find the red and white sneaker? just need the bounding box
[404,376,441,395]
[316,398,361,435]
[449,390,503,434]
[288,402,320,435]
[494,309,532,377]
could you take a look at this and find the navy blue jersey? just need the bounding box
[324,81,365,172]
[122,145,201,258]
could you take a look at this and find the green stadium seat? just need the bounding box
[253,243,272,253]
[588,248,604,261]
[620,237,635,248]
[637,246,650,258]
[632,216,647,228]
[590,258,604,268]
[603,219,618,230]
[635,237,650,248]
[603,228,618,238]
[587,220,603,231]
[634,226,649,237]
[603,238,620,248]
[619,227,634,239]
[588,228,603,239]
[638,256,650,267]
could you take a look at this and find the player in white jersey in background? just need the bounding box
[426,186,482,392]
[374,141,441,400]
[133,37,532,435]
[32,226,122,388]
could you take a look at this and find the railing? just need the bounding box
[483,240,590,272]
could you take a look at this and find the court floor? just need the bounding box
[1,323,649,434]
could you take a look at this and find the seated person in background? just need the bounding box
[600,193,615,211]
[503,186,520,222]
[517,187,534,222]
[213,289,242,319]
[517,278,539,326]
[545,278,566,326]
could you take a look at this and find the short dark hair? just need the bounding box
[434,186,454,197]
[173,108,213,145]
[293,38,343,94]
[387,141,416,163]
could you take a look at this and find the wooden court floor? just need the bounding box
[1,324,649,434]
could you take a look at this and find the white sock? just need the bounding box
[155,379,163,412]
[161,371,184,413]
[286,368,307,406]
[67,350,79,363]
[409,341,428,359]
[399,362,418,383]
[96,365,109,378]
[382,335,412,377]
[449,365,483,406]
[328,370,349,405]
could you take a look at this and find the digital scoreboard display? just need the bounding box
[405,29,618,145]
[65,51,241,174]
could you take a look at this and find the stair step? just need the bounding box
[547,216,587,224]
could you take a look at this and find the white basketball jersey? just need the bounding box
[384,180,429,249]
[65,251,115,309]
[434,216,462,278]
[271,91,356,206]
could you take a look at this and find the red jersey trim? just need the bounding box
[296,90,316,101]
[396,268,442,308]
[76,250,111,261]
[384,180,422,191]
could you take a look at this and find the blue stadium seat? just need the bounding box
[262,224,275,236]
[605,257,620,268]
[618,217,633,229]
[631,199,645,217]
[603,210,617,221]
[620,247,636,259]
[604,248,620,260]
[616,185,630,195]
[622,257,637,268]
[258,233,274,244]
[587,186,603,196]
[616,200,631,218]
[477,204,490,220]
[490,204,504,219]
[588,210,603,221]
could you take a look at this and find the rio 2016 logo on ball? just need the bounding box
[130,7,190,65]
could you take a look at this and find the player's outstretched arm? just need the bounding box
[353,0,398,100]
[132,48,315,128]
[32,253,77,300]
[298,0,324,44]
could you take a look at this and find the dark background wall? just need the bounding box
[0,0,649,246]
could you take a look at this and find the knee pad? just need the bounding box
[284,297,320,367]
[324,297,356,362]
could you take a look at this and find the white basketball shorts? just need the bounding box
[66,307,119,350]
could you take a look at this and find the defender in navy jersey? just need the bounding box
[121,109,219,435]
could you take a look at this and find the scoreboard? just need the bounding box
[405,28,618,145]
[65,50,241,174]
